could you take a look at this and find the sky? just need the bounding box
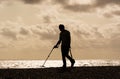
[0,0,120,60]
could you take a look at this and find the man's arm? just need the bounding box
[54,34,61,48]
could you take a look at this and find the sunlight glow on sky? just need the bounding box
[0,0,120,60]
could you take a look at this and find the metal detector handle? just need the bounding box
[42,47,54,67]
[48,47,54,57]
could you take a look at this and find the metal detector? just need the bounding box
[41,47,54,67]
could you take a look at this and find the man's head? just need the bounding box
[59,24,65,31]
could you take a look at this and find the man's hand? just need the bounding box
[54,45,58,48]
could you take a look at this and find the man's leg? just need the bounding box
[62,53,66,68]
[65,48,75,67]
[66,54,75,67]
[61,47,66,68]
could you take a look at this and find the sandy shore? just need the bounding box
[0,66,120,79]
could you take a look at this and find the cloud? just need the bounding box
[0,28,17,40]
[112,10,120,16]
[68,23,120,50]
[22,0,43,4]
[19,27,29,35]
[71,25,104,40]
[64,4,93,12]
[0,0,44,4]
[94,0,120,8]
[43,16,51,23]
[105,32,120,53]
[103,10,120,18]
[103,13,113,18]
[93,27,104,38]
[53,0,120,13]
[53,0,93,12]
[31,25,58,40]
[117,23,120,27]
[73,28,90,39]
[1,0,119,14]
[0,42,7,48]
[53,0,67,4]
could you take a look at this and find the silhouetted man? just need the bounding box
[54,24,75,69]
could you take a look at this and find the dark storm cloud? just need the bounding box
[22,0,43,4]
[0,28,17,40]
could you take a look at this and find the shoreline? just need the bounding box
[0,60,120,69]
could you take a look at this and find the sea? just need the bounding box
[0,60,120,69]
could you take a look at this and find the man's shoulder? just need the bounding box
[60,30,70,35]
[65,30,70,34]
[65,30,69,32]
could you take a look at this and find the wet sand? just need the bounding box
[0,66,120,79]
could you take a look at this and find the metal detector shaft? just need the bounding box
[42,48,54,67]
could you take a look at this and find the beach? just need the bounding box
[0,66,120,79]
[0,60,120,79]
